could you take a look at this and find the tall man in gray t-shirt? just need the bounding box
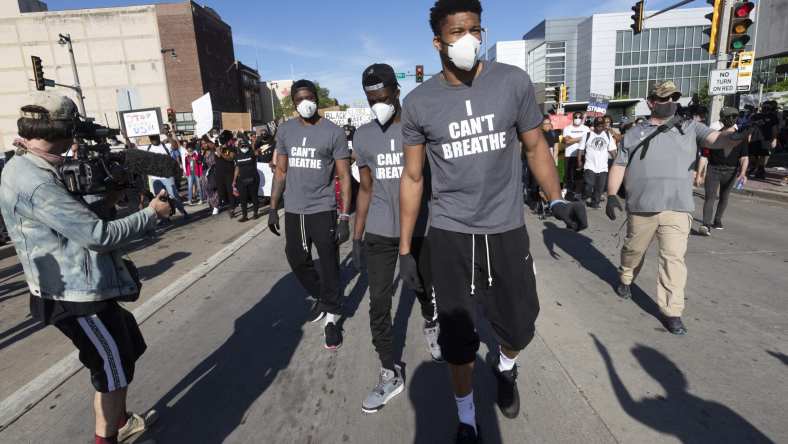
[352,64,441,414]
[606,80,753,336]
[269,79,352,351]
[399,2,587,442]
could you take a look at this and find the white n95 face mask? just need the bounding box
[446,33,481,71]
[297,100,317,119]
[371,102,396,125]
[573,118,582,126]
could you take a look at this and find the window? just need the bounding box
[616,31,624,52]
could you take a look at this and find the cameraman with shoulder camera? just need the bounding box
[605,81,751,336]
[0,93,171,444]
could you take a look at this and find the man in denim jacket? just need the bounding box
[0,92,171,444]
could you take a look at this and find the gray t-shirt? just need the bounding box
[615,120,714,213]
[354,120,429,238]
[401,61,542,234]
[275,118,350,214]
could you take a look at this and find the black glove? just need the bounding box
[399,253,423,292]
[551,200,588,232]
[605,195,623,221]
[267,208,280,236]
[352,239,364,272]
[335,218,350,245]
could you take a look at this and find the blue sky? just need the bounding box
[46,0,700,105]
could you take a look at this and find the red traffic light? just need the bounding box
[415,65,424,83]
[733,1,754,17]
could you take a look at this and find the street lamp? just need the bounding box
[57,33,86,116]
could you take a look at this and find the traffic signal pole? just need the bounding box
[709,0,733,124]
[58,33,86,116]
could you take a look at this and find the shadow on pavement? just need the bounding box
[336,254,368,331]
[591,334,775,444]
[136,251,191,281]
[542,221,663,324]
[409,354,503,444]
[140,273,309,443]
[766,350,788,366]
[0,316,44,351]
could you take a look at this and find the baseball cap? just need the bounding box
[362,63,398,93]
[720,106,739,118]
[20,91,78,121]
[648,80,682,100]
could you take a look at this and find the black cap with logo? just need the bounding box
[362,63,399,93]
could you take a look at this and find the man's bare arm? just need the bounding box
[607,164,626,196]
[335,158,352,215]
[704,128,751,151]
[399,143,426,255]
[519,128,561,202]
[354,166,373,240]
[270,154,288,210]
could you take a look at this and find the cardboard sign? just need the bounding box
[119,108,162,138]
[221,112,252,132]
[709,69,739,96]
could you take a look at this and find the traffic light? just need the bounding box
[552,86,561,103]
[167,108,176,123]
[560,84,568,103]
[630,0,644,35]
[702,0,723,55]
[31,56,45,91]
[415,65,424,83]
[728,1,754,52]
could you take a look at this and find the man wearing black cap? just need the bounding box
[268,79,352,350]
[606,81,754,336]
[352,64,442,414]
[696,106,749,235]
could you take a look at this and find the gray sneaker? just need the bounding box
[361,365,404,413]
[423,319,443,362]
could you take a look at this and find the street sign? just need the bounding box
[396,72,406,79]
[708,69,739,96]
[734,51,754,92]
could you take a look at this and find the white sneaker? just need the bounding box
[423,319,443,362]
[211,207,219,215]
[117,410,158,442]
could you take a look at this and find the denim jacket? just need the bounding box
[0,152,157,303]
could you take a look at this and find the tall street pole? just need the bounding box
[58,33,86,116]
[709,0,733,124]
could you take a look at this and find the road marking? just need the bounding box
[0,222,269,431]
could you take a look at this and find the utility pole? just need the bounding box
[709,0,733,124]
[58,33,86,116]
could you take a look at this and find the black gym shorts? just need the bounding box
[54,302,147,393]
[429,225,540,365]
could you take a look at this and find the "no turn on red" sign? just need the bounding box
[708,69,739,96]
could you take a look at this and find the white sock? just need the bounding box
[324,313,337,326]
[498,350,517,372]
[455,392,476,432]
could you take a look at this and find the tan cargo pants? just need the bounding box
[619,211,692,317]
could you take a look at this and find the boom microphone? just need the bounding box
[122,148,182,179]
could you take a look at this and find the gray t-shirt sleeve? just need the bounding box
[515,72,543,134]
[690,121,714,146]
[614,135,632,166]
[333,126,350,160]
[401,98,425,146]
[275,126,287,155]
[354,140,368,168]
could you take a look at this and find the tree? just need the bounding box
[696,82,711,107]
[315,82,339,108]
[274,96,294,120]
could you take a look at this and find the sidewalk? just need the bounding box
[736,167,788,203]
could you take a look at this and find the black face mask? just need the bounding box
[651,101,678,119]
[721,117,736,128]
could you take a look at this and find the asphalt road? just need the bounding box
[0,193,786,443]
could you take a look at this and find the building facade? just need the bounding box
[0,0,247,149]
[518,7,724,113]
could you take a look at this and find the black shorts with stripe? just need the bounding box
[429,225,540,365]
[54,302,147,393]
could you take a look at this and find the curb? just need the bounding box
[0,222,268,432]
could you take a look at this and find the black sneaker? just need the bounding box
[238,216,249,222]
[664,316,687,335]
[456,423,481,444]
[491,356,520,418]
[325,322,342,350]
[309,301,326,323]
[712,222,724,230]
[616,283,631,299]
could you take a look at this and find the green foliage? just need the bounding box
[764,79,788,93]
[696,82,711,107]
[315,82,339,108]
[275,96,294,119]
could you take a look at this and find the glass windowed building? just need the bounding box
[518,6,731,111]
